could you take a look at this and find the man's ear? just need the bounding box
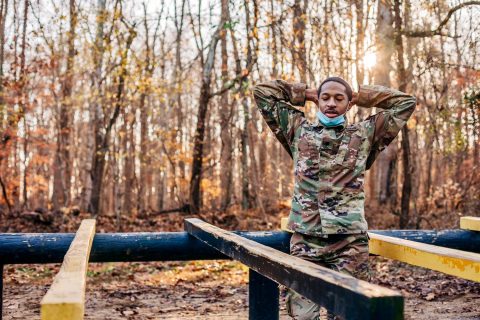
[347,101,353,111]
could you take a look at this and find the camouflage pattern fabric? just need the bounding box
[283,232,370,320]
[252,80,416,235]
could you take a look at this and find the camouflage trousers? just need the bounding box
[283,232,370,320]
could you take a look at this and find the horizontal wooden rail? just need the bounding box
[281,217,480,282]
[368,229,480,253]
[40,219,96,320]
[460,216,480,232]
[369,233,480,282]
[281,217,480,253]
[185,218,404,320]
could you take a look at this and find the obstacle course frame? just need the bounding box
[1,216,479,319]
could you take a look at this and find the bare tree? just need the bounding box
[89,2,137,215]
[52,0,77,209]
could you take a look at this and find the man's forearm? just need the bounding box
[357,85,416,158]
[252,80,308,158]
[253,80,307,108]
[356,85,416,111]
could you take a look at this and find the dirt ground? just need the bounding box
[1,208,479,319]
[3,257,479,320]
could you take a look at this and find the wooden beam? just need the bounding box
[281,217,480,282]
[282,218,480,253]
[41,219,96,320]
[369,233,480,282]
[280,217,289,232]
[460,216,480,232]
[185,218,404,320]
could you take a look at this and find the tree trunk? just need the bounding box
[241,99,250,210]
[369,0,397,207]
[189,25,223,214]
[292,0,307,83]
[394,0,412,228]
[173,0,186,206]
[87,0,106,214]
[123,109,136,215]
[219,0,233,211]
[90,16,136,215]
[0,0,10,211]
[20,0,28,209]
[53,0,76,209]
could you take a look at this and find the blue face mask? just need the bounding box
[316,111,346,127]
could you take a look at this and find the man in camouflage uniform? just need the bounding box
[252,78,416,319]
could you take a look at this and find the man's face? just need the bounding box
[318,81,351,118]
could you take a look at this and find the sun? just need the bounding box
[364,52,376,69]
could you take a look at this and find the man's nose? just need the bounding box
[327,97,337,105]
[327,98,337,107]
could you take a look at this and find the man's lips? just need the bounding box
[325,110,339,117]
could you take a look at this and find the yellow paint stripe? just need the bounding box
[280,217,480,282]
[460,216,480,232]
[41,219,96,320]
[369,233,480,282]
[281,217,291,232]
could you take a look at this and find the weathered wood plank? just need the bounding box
[40,219,96,320]
[369,233,480,282]
[185,218,404,320]
[368,229,480,253]
[460,216,480,232]
[280,217,289,232]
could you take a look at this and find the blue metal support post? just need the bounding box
[249,269,279,320]
[1,264,3,320]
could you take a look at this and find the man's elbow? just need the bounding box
[252,82,273,104]
[409,95,417,111]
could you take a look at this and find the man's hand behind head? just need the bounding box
[305,88,319,105]
[350,92,359,106]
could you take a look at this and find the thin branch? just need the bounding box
[402,1,480,37]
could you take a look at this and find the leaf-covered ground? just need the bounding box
[3,257,479,319]
[1,208,479,319]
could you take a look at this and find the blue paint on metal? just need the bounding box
[249,269,279,320]
[369,230,480,253]
[1,264,3,320]
[1,228,478,319]
[0,231,291,264]
[1,229,478,265]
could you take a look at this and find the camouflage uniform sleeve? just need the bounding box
[252,80,306,157]
[356,85,417,169]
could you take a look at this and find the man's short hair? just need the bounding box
[317,77,353,101]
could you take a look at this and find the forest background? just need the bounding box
[0,0,479,232]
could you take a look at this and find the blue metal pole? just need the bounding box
[0,231,291,264]
[1,264,3,320]
[249,269,279,320]
[1,229,479,265]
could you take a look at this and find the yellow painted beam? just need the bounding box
[281,217,290,232]
[280,217,480,282]
[369,233,480,282]
[41,219,96,320]
[460,216,480,232]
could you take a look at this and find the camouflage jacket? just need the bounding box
[253,80,416,235]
